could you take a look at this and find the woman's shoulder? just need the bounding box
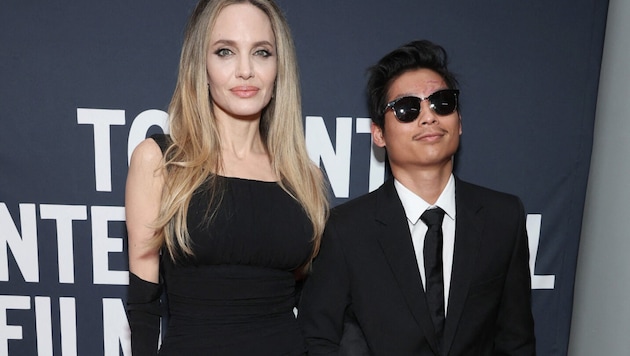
[130,137,165,170]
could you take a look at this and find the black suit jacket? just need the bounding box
[299,178,535,355]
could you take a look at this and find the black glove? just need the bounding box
[127,272,162,356]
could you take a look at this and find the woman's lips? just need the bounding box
[231,86,259,98]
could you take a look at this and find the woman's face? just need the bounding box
[206,3,277,122]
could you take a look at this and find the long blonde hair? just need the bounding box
[154,0,328,264]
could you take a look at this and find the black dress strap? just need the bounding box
[150,133,172,154]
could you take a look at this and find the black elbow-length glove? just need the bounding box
[127,272,162,356]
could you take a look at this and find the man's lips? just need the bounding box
[413,130,445,141]
[231,86,259,98]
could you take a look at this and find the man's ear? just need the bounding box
[371,122,386,148]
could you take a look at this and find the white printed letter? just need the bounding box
[355,118,386,192]
[305,116,352,198]
[0,295,31,356]
[103,298,131,356]
[59,297,77,356]
[0,203,39,282]
[77,108,126,192]
[526,214,555,289]
[91,206,128,285]
[34,297,53,356]
[39,204,88,284]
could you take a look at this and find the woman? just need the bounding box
[125,0,328,354]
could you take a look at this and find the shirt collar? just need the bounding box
[394,174,456,225]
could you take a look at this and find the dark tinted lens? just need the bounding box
[392,97,421,122]
[429,90,458,115]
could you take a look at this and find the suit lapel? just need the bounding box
[373,179,442,355]
[442,179,484,355]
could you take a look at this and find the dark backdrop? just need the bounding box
[0,1,608,355]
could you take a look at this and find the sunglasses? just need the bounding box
[384,89,459,123]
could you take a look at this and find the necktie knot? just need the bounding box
[420,207,445,228]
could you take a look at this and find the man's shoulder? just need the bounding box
[328,179,396,221]
[330,187,380,217]
[456,177,524,212]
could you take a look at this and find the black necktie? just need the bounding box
[421,207,446,348]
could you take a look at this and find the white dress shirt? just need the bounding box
[394,175,456,314]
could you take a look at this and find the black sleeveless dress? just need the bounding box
[153,135,313,356]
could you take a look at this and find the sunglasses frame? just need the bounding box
[384,89,460,123]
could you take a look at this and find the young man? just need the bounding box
[299,40,536,355]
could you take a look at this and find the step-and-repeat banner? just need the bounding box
[0,1,608,355]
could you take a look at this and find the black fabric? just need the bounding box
[127,272,162,356]
[150,133,172,153]
[339,308,372,356]
[147,134,313,355]
[421,207,446,353]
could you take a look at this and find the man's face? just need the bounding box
[371,68,462,176]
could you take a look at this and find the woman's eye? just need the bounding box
[215,48,233,57]
[254,49,272,58]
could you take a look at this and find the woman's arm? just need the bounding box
[126,138,164,282]
[125,138,165,355]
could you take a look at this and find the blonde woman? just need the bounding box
[125,0,328,354]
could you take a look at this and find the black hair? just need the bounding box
[367,40,459,128]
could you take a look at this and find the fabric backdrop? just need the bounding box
[0,1,608,355]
